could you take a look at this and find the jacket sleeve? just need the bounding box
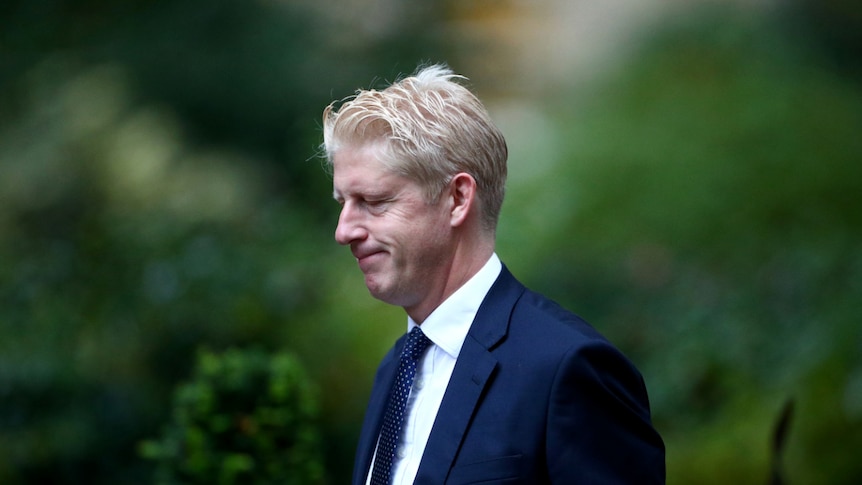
[546,341,666,484]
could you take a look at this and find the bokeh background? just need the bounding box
[2,0,861,483]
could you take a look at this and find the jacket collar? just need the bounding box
[414,265,526,483]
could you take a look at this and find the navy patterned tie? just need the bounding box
[370,326,433,485]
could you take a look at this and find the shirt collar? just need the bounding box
[407,253,502,359]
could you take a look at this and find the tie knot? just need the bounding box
[402,326,432,362]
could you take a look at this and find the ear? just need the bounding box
[448,172,477,228]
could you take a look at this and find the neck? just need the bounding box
[406,236,495,324]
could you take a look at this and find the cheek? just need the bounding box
[385,222,430,261]
[386,204,450,255]
[411,218,451,258]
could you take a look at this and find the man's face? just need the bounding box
[332,143,453,313]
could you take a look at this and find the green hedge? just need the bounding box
[139,348,324,484]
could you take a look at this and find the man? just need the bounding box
[322,64,665,484]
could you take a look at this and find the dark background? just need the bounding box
[1,0,860,483]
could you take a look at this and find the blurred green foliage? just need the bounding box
[1,0,860,484]
[139,348,323,484]
[0,1,442,484]
[498,8,862,485]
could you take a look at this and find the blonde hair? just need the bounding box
[322,64,508,232]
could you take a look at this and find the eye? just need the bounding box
[365,198,390,214]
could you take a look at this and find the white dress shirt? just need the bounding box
[366,253,502,485]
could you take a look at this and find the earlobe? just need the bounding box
[449,173,477,227]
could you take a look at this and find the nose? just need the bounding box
[334,202,366,246]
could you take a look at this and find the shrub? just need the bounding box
[140,348,324,484]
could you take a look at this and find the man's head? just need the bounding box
[322,64,508,321]
[322,64,508,233]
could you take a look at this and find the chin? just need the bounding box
[366,285,408,308]
[364,279,391,302]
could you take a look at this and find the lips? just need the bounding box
[353,247,385,271]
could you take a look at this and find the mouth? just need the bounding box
[353,249,385,271]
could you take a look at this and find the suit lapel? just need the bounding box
[414,267,525,484]
[352,338,404,485]
[413,336,498,484]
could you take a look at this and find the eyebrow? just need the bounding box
[333,186,395,201]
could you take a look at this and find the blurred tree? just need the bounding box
[0,0,448,484]
[5,0,860,483]
[497,8,862,484]
[781,0,862,75]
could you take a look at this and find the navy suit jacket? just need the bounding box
[353,266,666,484]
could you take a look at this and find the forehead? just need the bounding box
[333,144,386,182]
[332,144,407,195]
